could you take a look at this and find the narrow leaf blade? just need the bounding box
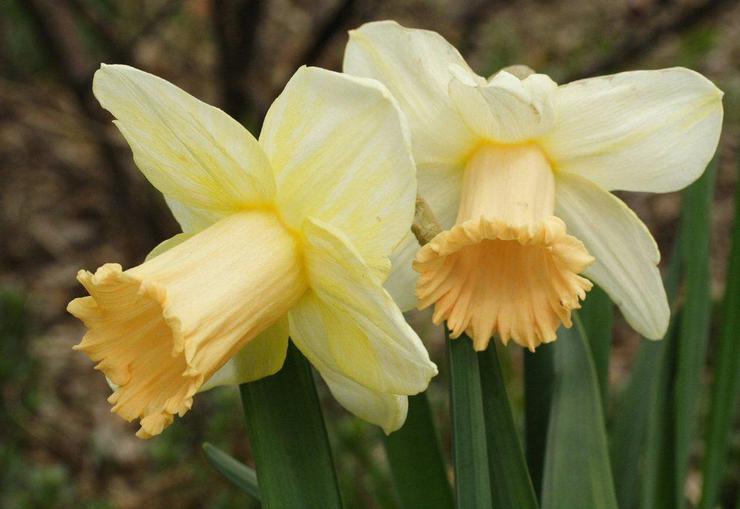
[202,442,261,500]
[541,318,618,509]
[384,393,454,509]
[479,345,539,509]
[699,174,740,509]
[674,165,716,507]
[447,330,492,508]
[524,343,554,500]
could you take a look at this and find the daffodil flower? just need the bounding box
[68,64,437,438]
[344,21,723,351]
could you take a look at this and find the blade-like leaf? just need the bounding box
[674,164,716,507]
[541,318,618,509]
[579,286,613,410]
[611,240,683,509]
[524,342,554,499]
[479,345,539,509]
[447,330,492,508]
[202,442,261,500]
[384,393,454,509]
[240,342,343,509]
[699,174,740,509]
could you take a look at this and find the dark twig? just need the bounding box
[567,0,734,81]
[211,0,265,121]
[293,0,356,68]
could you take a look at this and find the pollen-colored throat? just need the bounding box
[414,144,594,351]
[68,210,307,438]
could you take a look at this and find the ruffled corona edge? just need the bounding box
[67,263,204,438]
[414,216,594,351]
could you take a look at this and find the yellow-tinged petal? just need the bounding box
[344,20,478,168]
[260,66,416,280]
[555,172,669,339]
[290,217,437,395]
[200,316,289,391]
[318,364,408,434]
[68,210,306,438]
[541,68,723,193]
[145,232,192,261]
[93,64,275,229]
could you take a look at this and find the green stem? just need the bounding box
[240,342,343,509]
[447,330,492,509]
[384,393,454,509]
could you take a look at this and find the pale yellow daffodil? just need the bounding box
[344,21,723,351]
[68,64,437,438]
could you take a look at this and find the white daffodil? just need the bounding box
[344,21,723,351]
[68,64,437,438]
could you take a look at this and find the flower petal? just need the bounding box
[555,172,669,339]
[448,69,558,143]
[200,316,289,391]
[93,64,275,225]
[385,231,421,312]
[145,232,192,260]
[541,68,723,193]
[343,20,478,167]
[289,217,437,395]
[315,360,408,434]
[260,66,416,276]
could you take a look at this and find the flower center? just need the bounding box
[414,144,594,351]
[68,210,307,437]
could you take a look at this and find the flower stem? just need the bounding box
[240,342,343,509]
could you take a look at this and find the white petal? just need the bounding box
[541,68,723,193]
[555,172,669,338]
[289,217,437,395]
[343,21,478,168]
[93,64,275,224]
[260,66,416,276]
[448,69,558,143]
[385,231,421,312]
[200,316,289,391]
[317,362,408,434]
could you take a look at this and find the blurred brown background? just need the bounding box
[1,0,738,507]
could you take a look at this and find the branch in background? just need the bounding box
[64,0,130,63]
[456,0,501,57]
[126,0,184,48]
[18,0,167,256]
[567,0,733,81]
[211,0,265,121]
[293,0,356,68]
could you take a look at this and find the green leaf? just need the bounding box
[541,317,618,509]
[447,330,492,508]
[699,174,740,509]
[478,345,539,509]
[240,342,343,509]
[579,286,613,410]
[674,164,716,507]
[524,342,554,499]
[384,393,454,509]
[202,442,261,500]
[610,239,683,509]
